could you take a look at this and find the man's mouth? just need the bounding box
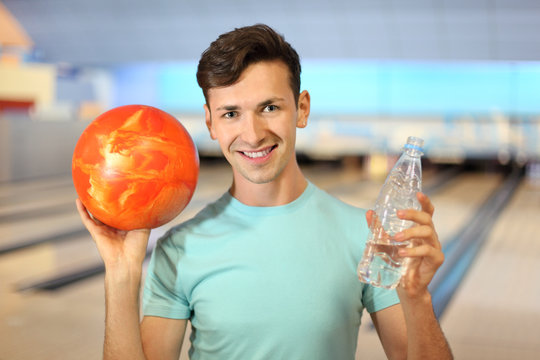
[240,145,277,159]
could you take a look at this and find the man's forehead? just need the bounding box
[207,61,292,103]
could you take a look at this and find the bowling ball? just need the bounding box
[72,105,199,230]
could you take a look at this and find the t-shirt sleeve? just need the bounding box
[142,235,191,319]
[361,283,400,314]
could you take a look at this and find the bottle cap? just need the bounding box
[404,136,424,152]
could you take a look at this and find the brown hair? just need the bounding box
[196,24,301,106]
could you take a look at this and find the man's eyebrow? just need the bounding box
[215,97,286,111]
[258,97,286,107]
[216,104,239,111]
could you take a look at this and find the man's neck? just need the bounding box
[229,161,307,207]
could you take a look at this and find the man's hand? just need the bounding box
[393,192,444,299]
[75,199,150,269]
[76,198,152,360]
[368,193,453,359]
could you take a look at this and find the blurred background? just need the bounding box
[1,0,539,359]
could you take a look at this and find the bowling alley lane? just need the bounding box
[426,172,502,243]
[442,180,540,360]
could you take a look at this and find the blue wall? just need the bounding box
[112,60,540,116]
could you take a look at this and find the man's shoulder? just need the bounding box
[309,182,366,216]
[158,191,238,245]
[169,195,225,231]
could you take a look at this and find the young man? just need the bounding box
[76,24,453,359]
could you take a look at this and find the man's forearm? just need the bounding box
[400,292,453,360]
[103,265,147,360]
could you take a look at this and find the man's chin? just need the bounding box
[236,167,281,185]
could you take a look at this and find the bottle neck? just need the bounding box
[404,148,423,158]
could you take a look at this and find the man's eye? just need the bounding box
[263,105,278,112]
[223,111,237,119]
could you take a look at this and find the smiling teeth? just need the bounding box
[243,148,271,158]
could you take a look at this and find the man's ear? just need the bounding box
[204,104,217,140]
[296,90,310,129]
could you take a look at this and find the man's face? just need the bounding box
[204,60,310,185]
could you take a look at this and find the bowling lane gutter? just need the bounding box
[0,227,89,256]
[0,202,75,224]
[428,167,523,318]
[0,176,73,201]
[420,165,463,196]
[17,167,462,292]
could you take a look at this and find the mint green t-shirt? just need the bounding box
[143,182,399,359]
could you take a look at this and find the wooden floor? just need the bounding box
[1,161,538,359]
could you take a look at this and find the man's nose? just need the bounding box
[241,113,266,146]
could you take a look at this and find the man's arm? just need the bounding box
[76,199,186,360]
[371,299,452,360]
[366,193,453,359]
[398,291,452,359]
[370,304,407,360]
[141,316,187,359]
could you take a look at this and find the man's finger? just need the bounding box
[399,244,445,266]
[397,208,433,226]
[417,192,435,216]
[395,224,430,240]
[396,225,441,248]
[75,198,106,230]
[75,199,93,225]
[365,210,374,226]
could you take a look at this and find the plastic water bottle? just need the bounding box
[357,136,424,289]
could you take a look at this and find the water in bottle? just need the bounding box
[357,136,424,289]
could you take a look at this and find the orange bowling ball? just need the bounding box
[72,105,199,230]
